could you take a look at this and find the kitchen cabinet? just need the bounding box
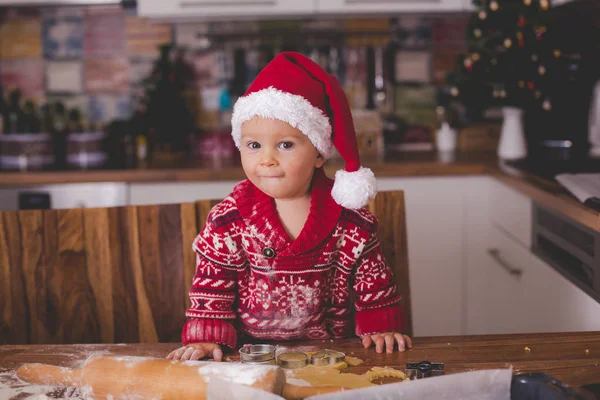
[128,181,238,206]
[521,246,600,333]
[490,179,532,248]
[378,176,467,337]
[137,0,315,19]
[316,0,467,14]
[468,223,600,335]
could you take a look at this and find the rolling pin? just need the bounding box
[16,354,344,400]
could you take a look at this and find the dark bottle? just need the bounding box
[52,101,68,168]
[67,108,84,134]
[0,84,5,135]
[5,89,24,134]
[22,100,41,134]
[53,101,68,134]
[39,102,53,134]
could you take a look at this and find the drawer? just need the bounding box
[490,180,532,247]
[482,225,532,334]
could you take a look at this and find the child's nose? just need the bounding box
[259,149,278,167]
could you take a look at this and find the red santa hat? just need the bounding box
[231,51,376,210]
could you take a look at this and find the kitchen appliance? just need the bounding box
[531,202,600,304]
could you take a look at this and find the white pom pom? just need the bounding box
[331,167,377,209]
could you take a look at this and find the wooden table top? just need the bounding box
[1,332,599,397]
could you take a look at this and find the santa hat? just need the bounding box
[231,51,376,210]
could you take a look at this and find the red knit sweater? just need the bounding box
[181,168,406,348]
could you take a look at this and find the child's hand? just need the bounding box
[166,343,223,361]
[362,332,413,354]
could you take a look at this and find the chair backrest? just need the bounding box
[0,203,199,345]
[0,193,411,344]
[368,191,412,337]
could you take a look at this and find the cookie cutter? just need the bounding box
[405,361,445,379]
[310,349,345,366]
[278,352,308,369]
[239,344,277,365]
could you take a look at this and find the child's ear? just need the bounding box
[315,153,325,168]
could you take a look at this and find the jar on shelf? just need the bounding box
[0,133,55,171]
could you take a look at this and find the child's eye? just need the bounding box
[278,141,294,150]
[247,141,261,149]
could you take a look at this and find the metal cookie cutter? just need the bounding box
[239,344,277,365]
[278,352,308,369]
[310,349,345,366]
[406,361,445,379]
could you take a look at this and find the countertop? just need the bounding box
[1,333,599,397]
[0,151,492,185]
[0,150,598,232]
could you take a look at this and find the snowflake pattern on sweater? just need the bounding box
[181,168,406,348]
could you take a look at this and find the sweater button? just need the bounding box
[263,247,276,258]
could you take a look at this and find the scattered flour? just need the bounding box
[0,370,82,399]
[182,361,275,386]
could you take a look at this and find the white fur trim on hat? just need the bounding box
[331,167,377,210]
[231,87,333,158]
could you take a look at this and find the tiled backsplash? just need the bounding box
[0,5,468,128]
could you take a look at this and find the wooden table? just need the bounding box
[1,332,599,397]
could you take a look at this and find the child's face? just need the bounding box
[240,117,325,200]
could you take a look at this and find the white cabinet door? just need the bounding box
[464,176,494,335]
[138,0,315,19]
[129,181,238,206]
[482,226,531,334]
[521,253,600,333]
[378,176,466,337]
[471,223,600,335]
[490,179,532,248]
[317,0,465,14]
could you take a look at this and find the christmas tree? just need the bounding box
[445,0,560,117]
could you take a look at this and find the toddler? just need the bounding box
[168,52,412,362]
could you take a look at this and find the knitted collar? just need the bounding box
[233,167,342,257]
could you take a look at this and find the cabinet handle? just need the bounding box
[487,248,523,278]
[180,0,275,7]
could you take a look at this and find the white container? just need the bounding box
[0,133,55,171]
[497,106,527,160]
[588,80,600,158]
[436,122,457,152]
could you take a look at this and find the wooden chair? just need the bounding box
[368,191,412,337]
[0,203,199,345]
[0,192,411,344]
